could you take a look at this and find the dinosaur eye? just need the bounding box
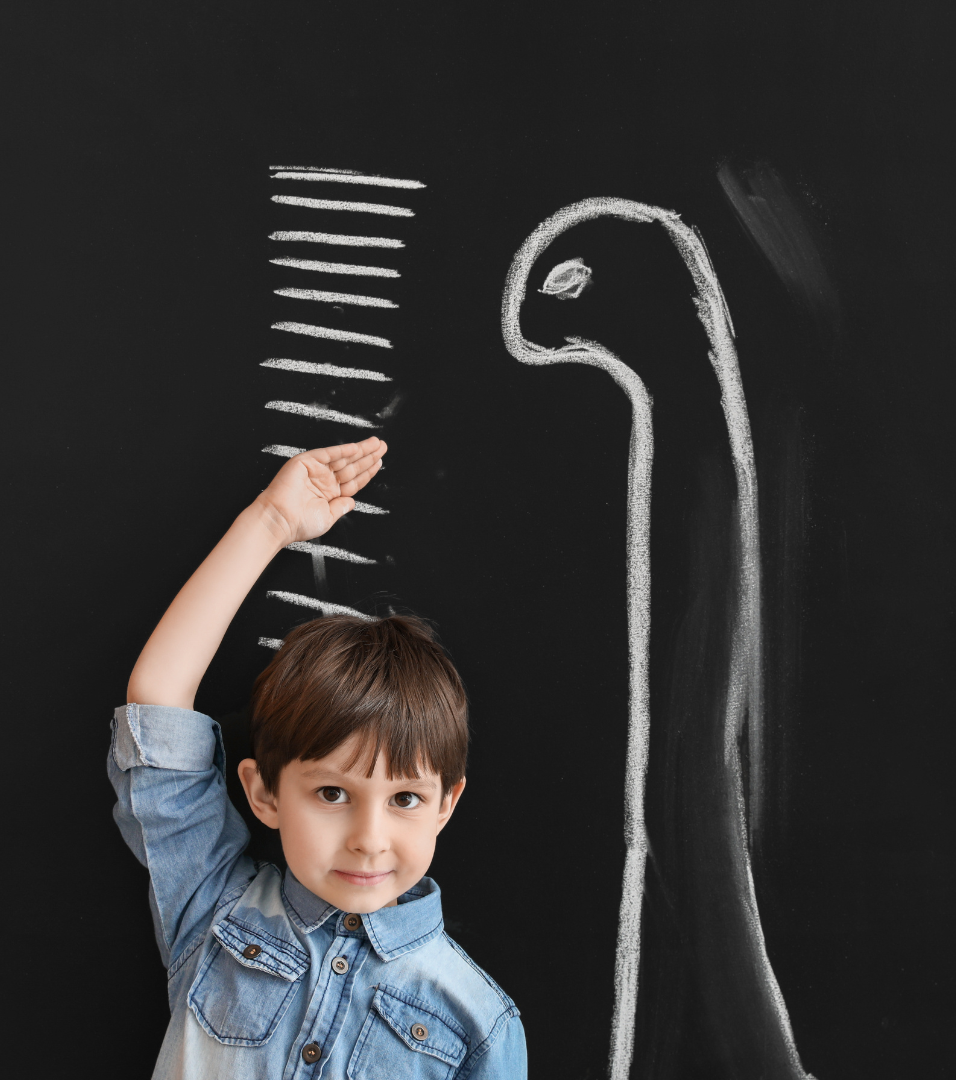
[539,257,593,300]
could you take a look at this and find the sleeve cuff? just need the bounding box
[111,703,226,773]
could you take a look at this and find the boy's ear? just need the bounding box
[238,758,280,830]
[436,777,466,835]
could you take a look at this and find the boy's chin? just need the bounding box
[298,871,403,913]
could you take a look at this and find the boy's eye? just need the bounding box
[318,786,349,804]
[390,791,422,809]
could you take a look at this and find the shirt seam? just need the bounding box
[167,928,207,981]
[455,1009,522,1080]
[124,702,150,767]
[441,933,515,1010]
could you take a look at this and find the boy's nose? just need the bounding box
[347,807,390,856]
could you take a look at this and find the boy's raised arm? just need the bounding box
[127,437,387,709]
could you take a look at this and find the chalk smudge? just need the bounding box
[717,162,839,338]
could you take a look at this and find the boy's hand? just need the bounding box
[253,437,387,546]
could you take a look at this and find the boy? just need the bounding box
[109,437,526,1079]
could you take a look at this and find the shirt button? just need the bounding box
[343,913,362,931]
[331,956,349,974]
[301,1043,322,1063]
[411,1023,428,1041]
[241,944,261,959]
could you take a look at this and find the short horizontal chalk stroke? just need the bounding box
[270,257,399,278]
[272,321,392,349]
[258,637,285,650]
[286,541,377,565]
[266,590,372,620]
[270,169,425,190]
[269,231,405,249]
[272,194,414,217]
[261,358,392,382]
[264,400,378,428]
[274,287,397,309]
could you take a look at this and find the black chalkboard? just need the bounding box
[5,3,953,1078]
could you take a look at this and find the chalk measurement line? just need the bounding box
[270,231,405,248]
[270,169,425,190]
[274,287,397,309]
[264,400,378,427]
[266,591,373,620]
[261,359,392,382]
[270,257,399,278]
[272,194,414,217]
[272,321,392,349]
[286,541,377,565]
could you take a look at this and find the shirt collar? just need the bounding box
[282,872,444,962]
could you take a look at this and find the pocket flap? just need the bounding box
[371,985,468,1067]
[212,915,309,982]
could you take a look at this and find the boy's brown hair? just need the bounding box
[250,614,469,796]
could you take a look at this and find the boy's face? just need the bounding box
[239,734,465,913]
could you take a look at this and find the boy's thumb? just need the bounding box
[328,496,355,521]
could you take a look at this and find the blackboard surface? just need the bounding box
[5,4,953,1078]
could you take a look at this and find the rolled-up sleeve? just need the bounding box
[462,1014,527,1079]
[108,704,255,970]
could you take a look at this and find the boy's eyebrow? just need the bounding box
[297,764,438,790]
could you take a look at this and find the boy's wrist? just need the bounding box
[239,499,295,555]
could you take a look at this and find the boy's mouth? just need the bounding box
[333,869,393,886]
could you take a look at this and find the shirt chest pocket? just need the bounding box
[187,916,310,1047]
[348,985,468,1080]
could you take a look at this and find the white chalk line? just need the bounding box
[501,197,808,1080]
[286,541,377,565]
[270,165,362,174]
[261,443,305,457]
[272,194,414,218]
[272,321,392,349]
[264,400,378,428]
[266,591,373,620]
[274,287,397,309]
[270,170,425,190]
[258,637,285,650]
[269,231,405,249]
[261,358,391,382]
[270,257,399,279]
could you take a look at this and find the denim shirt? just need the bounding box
[108,704,525,1080]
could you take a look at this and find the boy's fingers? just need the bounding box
[339,457,383,495]
[300,437,384,473]
[335,447,385,483]
[331,439,386,472]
